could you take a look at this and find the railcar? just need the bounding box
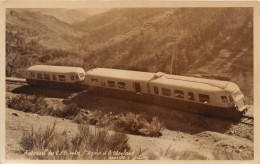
[84,68,155,102]
[85,68,248,119]
[148,74,248,119]
[25,65,85,90]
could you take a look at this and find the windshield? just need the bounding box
[79,73,85,78]
[232,90,243,100]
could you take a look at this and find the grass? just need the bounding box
[20,121,131,160]
[146,146,254,160]
[147,146,208,160]
[211,148,253,160]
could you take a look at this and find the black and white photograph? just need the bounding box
[1,1,258,162]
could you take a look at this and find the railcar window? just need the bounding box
[44,74,50,80]
[52,74,57,80]
[118,82,126,89]
[37,73,43,80]
[108,80,115,87]
[91,78,98,83]
[162,88,171,96]
[59,75,66,81]
[75,75,79,80]
[79,73,84,78]
[229,95,234,102]
[31,72,35,78]
[188,92,195,101]
[221,96,228,103]
[174,90,184,99]
[154,87,159,94]
[70,75,75,80]
[100,80,106,86]
[199,94,210,104]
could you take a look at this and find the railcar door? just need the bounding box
[134,82,141,94]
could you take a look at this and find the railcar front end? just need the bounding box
[25,65,86,90]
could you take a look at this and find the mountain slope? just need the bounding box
[72,8,172,44]
[73,8,253,74]
[6,9,84,51]
[6,8,253,75]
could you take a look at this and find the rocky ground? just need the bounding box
[5,82,254,160]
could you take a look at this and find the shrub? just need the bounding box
[107,112,165,137]
[7,94,47,113]
[20,127,35,151]
[33,120,56,150]
[20,121,57,152]
[70,124,131,159]
[7,94,33,112]
[61,103,80,118]
[20,122,131,160]
[7,94,80,118]
[33,97,49,114]
[73,114,89,124]
[147,117,165,137]
[73,110,165,137]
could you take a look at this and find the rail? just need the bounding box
[6,77,26,83]
[239,115,254,126]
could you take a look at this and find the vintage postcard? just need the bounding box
[0,0,259,163]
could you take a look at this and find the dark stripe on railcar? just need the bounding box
[149,94,241,119]
[87,85,242,120]
[26,79,84,91]
[87,86,151,103]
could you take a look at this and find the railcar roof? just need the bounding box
[86,68,155,82]
[86,68,240,93]
[27,65,85,74]
[150,74,239,92]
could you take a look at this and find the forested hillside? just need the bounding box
[6,8,253,77]
[73,8,253,74]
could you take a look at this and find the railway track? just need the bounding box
[6,77,26,84]
[239,115,254,126]
[6,78,27,87]
[6,80,27,85]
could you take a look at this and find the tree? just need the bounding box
[6,52,29,77]
[6,52,19,77]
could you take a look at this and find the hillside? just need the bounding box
[74,8,253,75]
[6,8,253,76]
[72,8,172,44]
[6,9,84,51]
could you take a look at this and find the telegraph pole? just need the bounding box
[170,37,178,75]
